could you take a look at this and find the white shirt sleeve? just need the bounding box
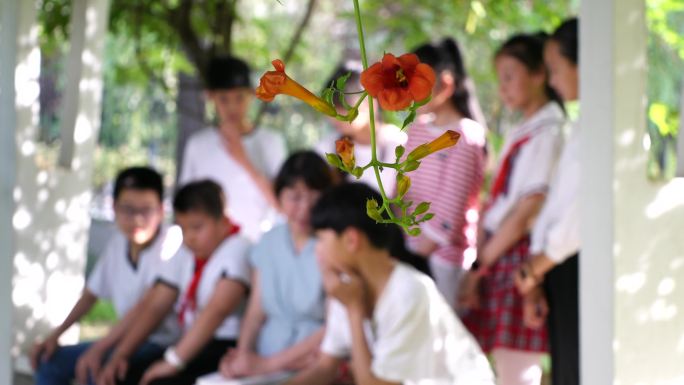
[544,193,580,263]
[320,300,352,358]
[531,132,581,263]
[371,286,432,382]
[510,130,563,198]
[221,237,252,287]
[155,247,189,290]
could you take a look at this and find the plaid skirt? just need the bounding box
[462,235,548,353]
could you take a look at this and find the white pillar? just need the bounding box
[582,0,684,383]
[11,0,111,372]
[0,0,19,382]
[579,0,616,383]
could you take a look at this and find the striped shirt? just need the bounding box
[404,117,486,265]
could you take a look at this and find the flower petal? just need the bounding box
[378,88,412,111]
[397,53,420,71]
[380,53,401,71]
[272,59,285,72]
[360,62,385,97]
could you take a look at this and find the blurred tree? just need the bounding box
[646,0,684,179]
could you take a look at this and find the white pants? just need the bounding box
[429,257,464,310]
[491,348,544,385]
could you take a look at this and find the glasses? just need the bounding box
[115,204,159,220]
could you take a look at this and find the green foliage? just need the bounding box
[646,0,684,180]
[81,300,117,324]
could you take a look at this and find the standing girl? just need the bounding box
[404,38,486,309]
[515,18,581,385]
[460,33,566,385]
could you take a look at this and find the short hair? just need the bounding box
[173,180,225,219]
[311,183,392,250]
[113,166,164,202]
[412,38,473,119]
[496,32,564,111]
[551,18,578,65]
[274,151,334,197]
[205,55,252,91]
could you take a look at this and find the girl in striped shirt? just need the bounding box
[405,38,487,310]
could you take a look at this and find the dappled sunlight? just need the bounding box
[645,178,684,219]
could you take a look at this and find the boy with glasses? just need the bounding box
[31,166,183,385]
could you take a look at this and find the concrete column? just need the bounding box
[0,0,19,382]
[579,1,616,383]
[581,0,684,383]
[11,0,111,372]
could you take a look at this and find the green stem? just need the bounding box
[352,0,396,220]
[360,161,401,171]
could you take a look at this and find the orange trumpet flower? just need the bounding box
[256,59,337,117]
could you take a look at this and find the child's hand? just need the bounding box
[457,271,481,311]
[75,343,106,385]
[30,334,59,370]
[96,355,128,385]
[220,348,269,378]
[514,262,541,296]
[322,266,367,315]
[522,287,548,330]
[140,360,179,385]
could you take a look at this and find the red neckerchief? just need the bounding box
[487,135,531,206]
[178,221,240,328]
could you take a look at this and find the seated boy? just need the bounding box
[286,183,495,385]
[179,55,287,241]
[30,166,183,385]
[98,180,251,385]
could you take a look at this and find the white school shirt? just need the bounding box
[530,121,581,263]
[483,102,565,233]
[315,124,407,192]
[158,234,251,339]
[87,224,184,346]
[178,127,287,241]
[321,263,495,385]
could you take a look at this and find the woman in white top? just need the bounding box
[515,18,581,385]
[459,33,566,385]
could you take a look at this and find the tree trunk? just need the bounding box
[175,72,206,183]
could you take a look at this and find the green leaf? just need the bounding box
[407,227,422,237]
[419,213,435,223]
[394,145,405,160]
[336,72,352,92]
[401,110,417,129]
[322,88,335,106]
[413,202,431,216]
[414,95,432,107]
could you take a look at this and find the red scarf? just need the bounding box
[178,221,240,327]
[488,136,531,205]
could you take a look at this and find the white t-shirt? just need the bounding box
[530,121,581,263]
[321,263,494,385]
[158,235,252,340]
[87,225,184,346]
[483,102,565,232]
[315,124,407,192]
[178,127,287,241]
